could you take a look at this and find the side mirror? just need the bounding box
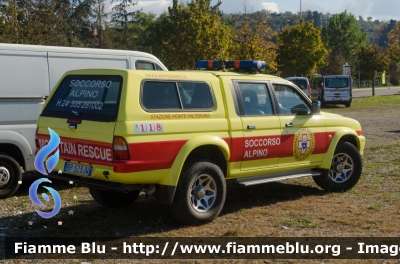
[312,100,321,114]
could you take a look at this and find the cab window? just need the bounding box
[273,84,311,115]
[141,81,214,111]
[135,61,164,70]
[237,83,273,116]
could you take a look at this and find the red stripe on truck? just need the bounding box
[37,131,339,173]
[113,140,187,173]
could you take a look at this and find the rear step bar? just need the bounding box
[235,170,322,186]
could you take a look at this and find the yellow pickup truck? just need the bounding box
[35,60,365,225]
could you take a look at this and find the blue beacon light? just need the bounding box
[196,60,266,70]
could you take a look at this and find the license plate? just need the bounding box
[64,162,92,176]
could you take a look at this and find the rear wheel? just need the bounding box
[0,153,22,198]
[313,141,362,192]
[89,188,140,208]
[345,102,351,107]
[169,161,226,225]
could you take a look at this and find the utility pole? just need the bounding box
[300,0,302,19]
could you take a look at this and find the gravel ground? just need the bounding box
[323,106,400,147]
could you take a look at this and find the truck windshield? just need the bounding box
[41,75,122,122]
[324,78,349,88]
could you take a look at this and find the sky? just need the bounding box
[125,0,400,21]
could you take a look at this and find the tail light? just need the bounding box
[35,127,39,149]
[113,136,130,160]
[308,84,311,98]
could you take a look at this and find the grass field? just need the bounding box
[1,95,400,263]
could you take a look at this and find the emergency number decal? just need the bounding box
[134,122,164,134]
[293,128,315,161]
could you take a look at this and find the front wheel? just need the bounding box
[169,161,226,225]
[0,153,22,198]
[313,141,362,192]
[89,188,140,208]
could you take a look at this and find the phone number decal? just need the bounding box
[55,100,103,110]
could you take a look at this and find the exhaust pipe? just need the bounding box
[145,185,156,197]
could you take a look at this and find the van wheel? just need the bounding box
[89,188,140,208]
[345,102,351,107]
[0,153,22,198]
[169,161,226,225]
[313,141,362,192]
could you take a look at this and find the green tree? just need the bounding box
[0,0,95,46]
[387,22,400,63]
[105,11,156,52]
[306,10,312,21]
[150,0,232,70]
[357,45,389,95]
[323,50,347,75]
[276,19,328,78]
[313,11,321,27]
[91,0,111,48]
[110,0,140,49]
[322,11,367,72]
[377,19,397,50]
[231,15,277,72]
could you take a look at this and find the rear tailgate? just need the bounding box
[36,73,124,176]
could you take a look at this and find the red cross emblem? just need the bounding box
[298,134,310,155]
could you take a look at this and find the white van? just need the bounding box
[0,43,167,198]
[321,75,353,107]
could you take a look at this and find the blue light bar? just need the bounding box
[196,60,266,70]
[226,60,266,69]
[196,60,223,69]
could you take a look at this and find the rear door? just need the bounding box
[323,76,351,103]
[231,81,281,171]
[37,73,124,173]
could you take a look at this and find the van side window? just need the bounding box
[135,61,163,70]
[142,81,214,111]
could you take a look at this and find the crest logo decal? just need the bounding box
[293,128,315,161]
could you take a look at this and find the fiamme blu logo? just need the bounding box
[29,128,62,219]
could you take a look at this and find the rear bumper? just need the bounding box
[46,172,176,204]
[323,96,351,103]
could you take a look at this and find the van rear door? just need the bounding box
[322,76,351,103]
[37,74,123,175]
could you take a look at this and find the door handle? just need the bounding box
[247,124,256,130]
[286,123,293,127]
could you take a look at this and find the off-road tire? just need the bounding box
[89,188,140,208]
[313,141,362,192]
[169,161,226,225]
[0,153,22,198]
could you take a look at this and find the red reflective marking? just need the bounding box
[67,119,82,124]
